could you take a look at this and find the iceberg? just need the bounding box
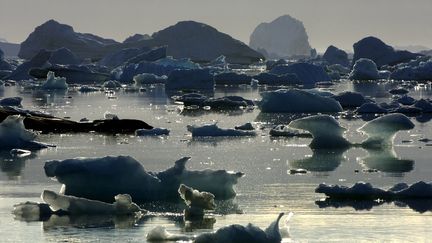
[0,115,48,150]
[102,80,122,89]
[165,69,214,91]
[234,122,255,131]
[40,71,68,90]
[259,89,343,113]
[44,156,243,202]
[289,115,350,149]
[187,124,256,137]
[349,58,380,80]
[358,113,415,148]
[269,125,310,137]
[323,45,350,67]
[355,103,388,114]
[146,226,191,241]
[269,63,331,87]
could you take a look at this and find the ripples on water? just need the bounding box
[1,81,432,242]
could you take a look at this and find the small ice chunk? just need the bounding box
[269,125,310,137]
[103,111,119,120]
[187,123,256,137]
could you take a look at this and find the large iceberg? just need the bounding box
[349,58,380,80]
[391,58,432,81]
[249,15,312,58]
[44,156,243,202]
[258,89,343,113]
[269,63,331,87]
[352,36,421,67]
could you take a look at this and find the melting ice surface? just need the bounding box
[1,81,432,242]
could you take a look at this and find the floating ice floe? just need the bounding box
[389,87,409,95]
[12,191,145,221]
[0,115,48,150]
[259,89,343,113]
[391,58,432,81]
[187,124,256,137]
[44,156,243,202]
[78,85,100,93]
[41,190,145,215]
[288,115,350,149]
[0,97,22,107]
[396,95,416,106]
[316,181,432,200]
[358,113,415,148]
[349,58,380,80]
[133,73,167,85]
[146,226,192,242]
[269,125,310,137]
[235,122,255,131]
[413,99,432,113]
[135,127,170,136]
[173,93,254,110]
[40,71,68,90]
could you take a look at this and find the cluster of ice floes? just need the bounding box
[316,181,432,200]
[173,93,254,110]
[187,124,256,137]
[269,125,311,137]
[147,212,292,242]
[259,89,342,113]
[44,156,243,202]
[0,115,48,150]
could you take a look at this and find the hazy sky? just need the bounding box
[1,0,431,51]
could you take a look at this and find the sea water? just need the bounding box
[1,81,432,242]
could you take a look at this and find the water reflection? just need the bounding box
[352,81,396,98]
[358,147,414,175]
[42,214,148,230]
[31,90,69,107]
[0,151,37,180]
[316,198,432,213]
[288,149,347,172]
